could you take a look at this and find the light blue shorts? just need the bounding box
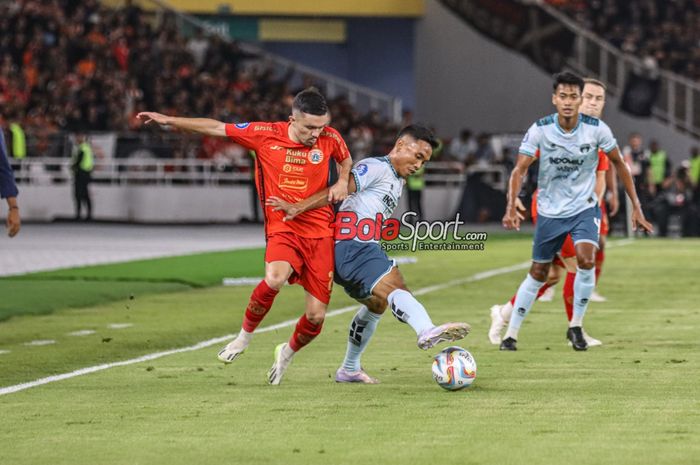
[334,239,396,300]
[532,206,601,263]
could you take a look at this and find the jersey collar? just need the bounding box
[554,113,581,136]
[381,156,401,179]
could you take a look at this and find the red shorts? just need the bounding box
[600,201,609,236]
[265,232,334,304]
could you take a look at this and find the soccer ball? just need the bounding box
[432,346,477,391]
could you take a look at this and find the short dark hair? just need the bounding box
[292,87,329,116]
[553,71,584,93]
[398,125,439,150]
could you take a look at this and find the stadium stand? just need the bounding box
[549,0,700,79]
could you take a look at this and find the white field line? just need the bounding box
[107,323,134,329]
[0,239,634,396]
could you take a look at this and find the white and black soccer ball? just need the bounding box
[432,346,477,391]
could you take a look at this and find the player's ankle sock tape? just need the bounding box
[387,289,433,335]
[342,306,381,372]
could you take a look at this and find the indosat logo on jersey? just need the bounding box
[334,212,487,252]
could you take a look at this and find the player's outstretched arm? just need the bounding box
[606,164,619,216]
[136,112,226,137]
[267,176,358,221]
[503,154,536,231]
[328,156,353,203]
[606,147,654,233]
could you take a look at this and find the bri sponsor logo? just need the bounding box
[235,123,250,129]
[334,212,488,252]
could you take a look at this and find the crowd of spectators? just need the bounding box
[621,133,700,236]
[548,0,700,80]
[0,0,403,162]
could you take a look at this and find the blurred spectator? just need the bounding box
[71,133,94,220]
[653,167,695,236]
[647,139,672,197]
[623,132,650,192]
[687,146,700,188]
[470,132,496,167]
[448,129,476,163]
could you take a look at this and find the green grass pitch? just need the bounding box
[0,237,698,465]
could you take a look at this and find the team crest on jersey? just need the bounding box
[356,164,368,175]
[580,144,592,153]
[235,123,250,129]
[308,149,324,164]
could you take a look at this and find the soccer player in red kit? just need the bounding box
[138,88,353,384]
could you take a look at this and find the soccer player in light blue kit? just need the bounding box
[268,125,470,383]
[501,71,653,351]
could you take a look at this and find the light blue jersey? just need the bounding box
[338,156,405,243]
[519,113,617,218]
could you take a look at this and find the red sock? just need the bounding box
[241,280,279,332]
[288,314,324,352]
[563,272,575,321]
[595,249,605,284]
[510,282,551,305]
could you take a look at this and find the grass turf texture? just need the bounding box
[0,238,698,465]
[0,248,266,321]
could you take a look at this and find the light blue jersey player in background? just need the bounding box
[268,125,470,384]
[501,71,653,351]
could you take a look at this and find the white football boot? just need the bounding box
[267,343,294,385]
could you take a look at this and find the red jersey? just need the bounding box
[225,121,350,239]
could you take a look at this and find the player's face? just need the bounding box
[289,111,331,146]
[394,136,433,178]
[552,84,582,119]
[581,83,606,118]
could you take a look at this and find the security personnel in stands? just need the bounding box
[8,120,26,182]
[71,133,94,220]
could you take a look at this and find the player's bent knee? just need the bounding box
[530,265,549,282]
[365,298,387,315]
[264,274,287,289]
[577,259,595,270]
[305,312,325,326]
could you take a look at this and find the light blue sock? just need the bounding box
[342,306,382,372]
[571,267,595,327]
[387,289,434,335]
[504,273,546,340]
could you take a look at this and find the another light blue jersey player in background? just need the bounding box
[268,125,470,384]
[501,71,653,352]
